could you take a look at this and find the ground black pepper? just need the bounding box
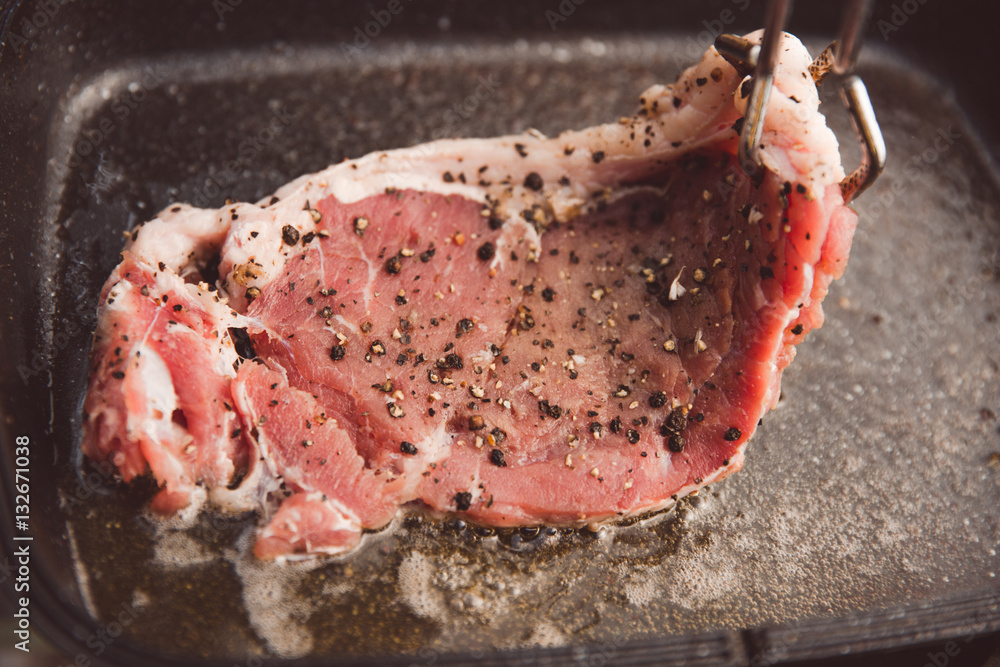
[477,242,496,261]
[454,492,472,511]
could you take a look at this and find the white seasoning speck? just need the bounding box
[668,267,687,301]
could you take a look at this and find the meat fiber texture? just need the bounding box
[81,32,856,559]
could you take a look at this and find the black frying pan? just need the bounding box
[1,1,998,665]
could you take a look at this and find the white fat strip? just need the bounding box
[132,343,178,437]
[127,206,229,275]
[358,248,378,312]
[219,205,320,296]
[397,422,451,500]
[274,150,488,206]
[761,262,815,408]
[102,280,135,315]
[332,314,357,334]
[128,344,188,484]
[490,217,536,274]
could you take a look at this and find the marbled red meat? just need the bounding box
[81,32,857,558]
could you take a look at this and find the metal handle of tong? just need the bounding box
[715,0,886,203]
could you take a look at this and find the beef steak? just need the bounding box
[82,32,856,558]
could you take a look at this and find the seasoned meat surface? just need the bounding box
[82,32,856,558]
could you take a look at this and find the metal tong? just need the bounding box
[714,0,886,202]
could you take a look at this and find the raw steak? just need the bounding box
[81,32,856,558]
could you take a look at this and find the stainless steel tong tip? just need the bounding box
[713,0,884,202]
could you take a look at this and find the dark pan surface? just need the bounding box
[1,2,999,665]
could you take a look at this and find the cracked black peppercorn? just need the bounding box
[477,242,496,261]
[454,492,472,511]
[490,449,507,467]
[281,225,300,245]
